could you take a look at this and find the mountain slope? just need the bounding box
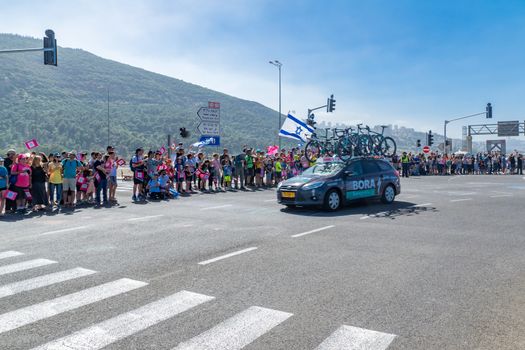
[0,33,285,155]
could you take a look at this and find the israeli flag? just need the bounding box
[279,114,314,142]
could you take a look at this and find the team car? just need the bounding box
[277,157,401,211]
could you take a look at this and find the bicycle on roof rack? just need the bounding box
[303,116,397,161]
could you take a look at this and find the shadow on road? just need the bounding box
[281,200,438,219]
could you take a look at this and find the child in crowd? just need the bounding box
[222,156,232,190]
[158,170,171,198]
[147,173,161,200]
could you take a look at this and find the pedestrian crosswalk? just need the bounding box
[0,250,397,349]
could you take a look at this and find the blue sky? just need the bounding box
[1,0,525,137]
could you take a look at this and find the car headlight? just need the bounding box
[277,181,284,189]
[302,181,324,190]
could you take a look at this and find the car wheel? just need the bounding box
[381,185,396,204]
[324,189,341,211]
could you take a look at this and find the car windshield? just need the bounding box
[302,162,344,176]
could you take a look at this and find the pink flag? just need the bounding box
[4,190,17,200]
[135,171,144,180]
[24,189,32,200]
[159,146,166,155]
[77,176,86,184]
[24,139,39,150]
[116,159,126,166]
[94,172,101,182]
[267,145,279,156]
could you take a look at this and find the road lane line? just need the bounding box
[292,225,335,238]
[489,194,513,198]
[360,216,370,220]
[200,204,233,210]
[450,198,472,202]
[127,215,164,221]
[0,259,57,276]
[0,251,24,260]
[412,203,432,207]
[198,247,258,265]
[173,306,293,350]
[0,278,147,334]
[315,325,396,350]
[32,290,214,350]
[264,199,275,202]
[40,226,89,236]
[0,267,97,299]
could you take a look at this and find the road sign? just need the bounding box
[199,135,220,146]
[423,146,430,153]
[498,121,519,137]
[197,102,220,137]
[197,107,220,123]
[197,121,220,135]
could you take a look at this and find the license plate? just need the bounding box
[281,191,295,199]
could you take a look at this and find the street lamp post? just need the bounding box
[443,112,486,153]
[269,60,282,149]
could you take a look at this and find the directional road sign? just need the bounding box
[197,121,220,135]
[197,107,220,123]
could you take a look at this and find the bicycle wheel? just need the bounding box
[358,135,373,156]
[305,140,322,163]
[335,139,353,160]
[380,137,397,157]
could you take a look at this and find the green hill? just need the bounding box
[0,33,288,156]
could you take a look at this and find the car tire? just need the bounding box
[381,184,396,204]
[324,189,341,211]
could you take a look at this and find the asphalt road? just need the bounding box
[1,175,524,350]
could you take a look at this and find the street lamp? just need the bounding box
[269,60,282,149]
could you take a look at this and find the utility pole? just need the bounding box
[107,86,110,147]
[269,60,282,149]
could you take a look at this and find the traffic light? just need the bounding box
[327,94,336,112]
[427,130,434,146]
[486,102,492,119]
[179,127,189,138]
[416,139,421,147]
[43,29,57,66]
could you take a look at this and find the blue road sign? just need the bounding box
[199,135,220,146]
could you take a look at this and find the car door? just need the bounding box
[343,160,368,201]
[361,160,382,197]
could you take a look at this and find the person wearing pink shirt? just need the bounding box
[10,154,32,213]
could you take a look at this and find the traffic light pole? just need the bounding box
[443,112,486,154]
[0,47,54,54]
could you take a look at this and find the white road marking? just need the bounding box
[0,267,97,299]
[360,216,370,220]
[198,247,258,265]
[315,325,396,350]
[412,203,432,207]
[291,225,335,238]
[200,204,233,210]
[490,194,513,198]
[127,215,164,221]
[0,251,24,260]
[450,198,473,202]
[40,226,89,236]
[0,259,57,276]
[173,306,293,350]
[264,199,276,202]
[0,278,147,334]
[32,290,214,350]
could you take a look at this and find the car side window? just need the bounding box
[362,160,381,174]
[378,161,394,172]
[346,161,363,176]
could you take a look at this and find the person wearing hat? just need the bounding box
[0,156,8,216]
[47,152,63,207]
[61,151,84,208]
